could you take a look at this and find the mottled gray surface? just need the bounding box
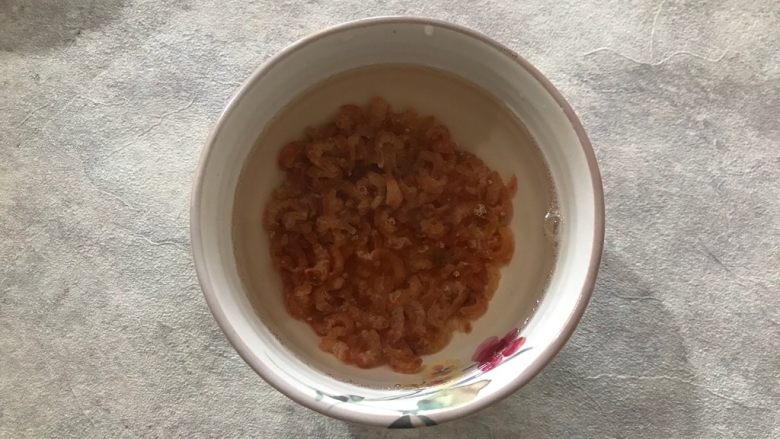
[1,0,778,437]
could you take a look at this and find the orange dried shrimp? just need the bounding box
[264,98,516,373]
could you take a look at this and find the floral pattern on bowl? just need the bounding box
[472,328,526,372]
[301,329,532,428]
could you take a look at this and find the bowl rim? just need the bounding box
[190,16,605,427]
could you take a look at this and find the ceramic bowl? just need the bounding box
[191,17,604,427]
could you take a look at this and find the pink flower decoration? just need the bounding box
[472,336,500,363]
[471,328,526,372]
[478,355,503,372]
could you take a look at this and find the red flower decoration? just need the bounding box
[471,328,526,372]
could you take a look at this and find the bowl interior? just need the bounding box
[233,63,557,388]
[193,18,601,425]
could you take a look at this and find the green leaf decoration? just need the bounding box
[416,380,490,411]
[417,415,437,426]
[388,415,414,429]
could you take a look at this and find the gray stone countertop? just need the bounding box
[1,1,778,438]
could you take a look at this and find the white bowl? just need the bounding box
[191,17,604,428]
